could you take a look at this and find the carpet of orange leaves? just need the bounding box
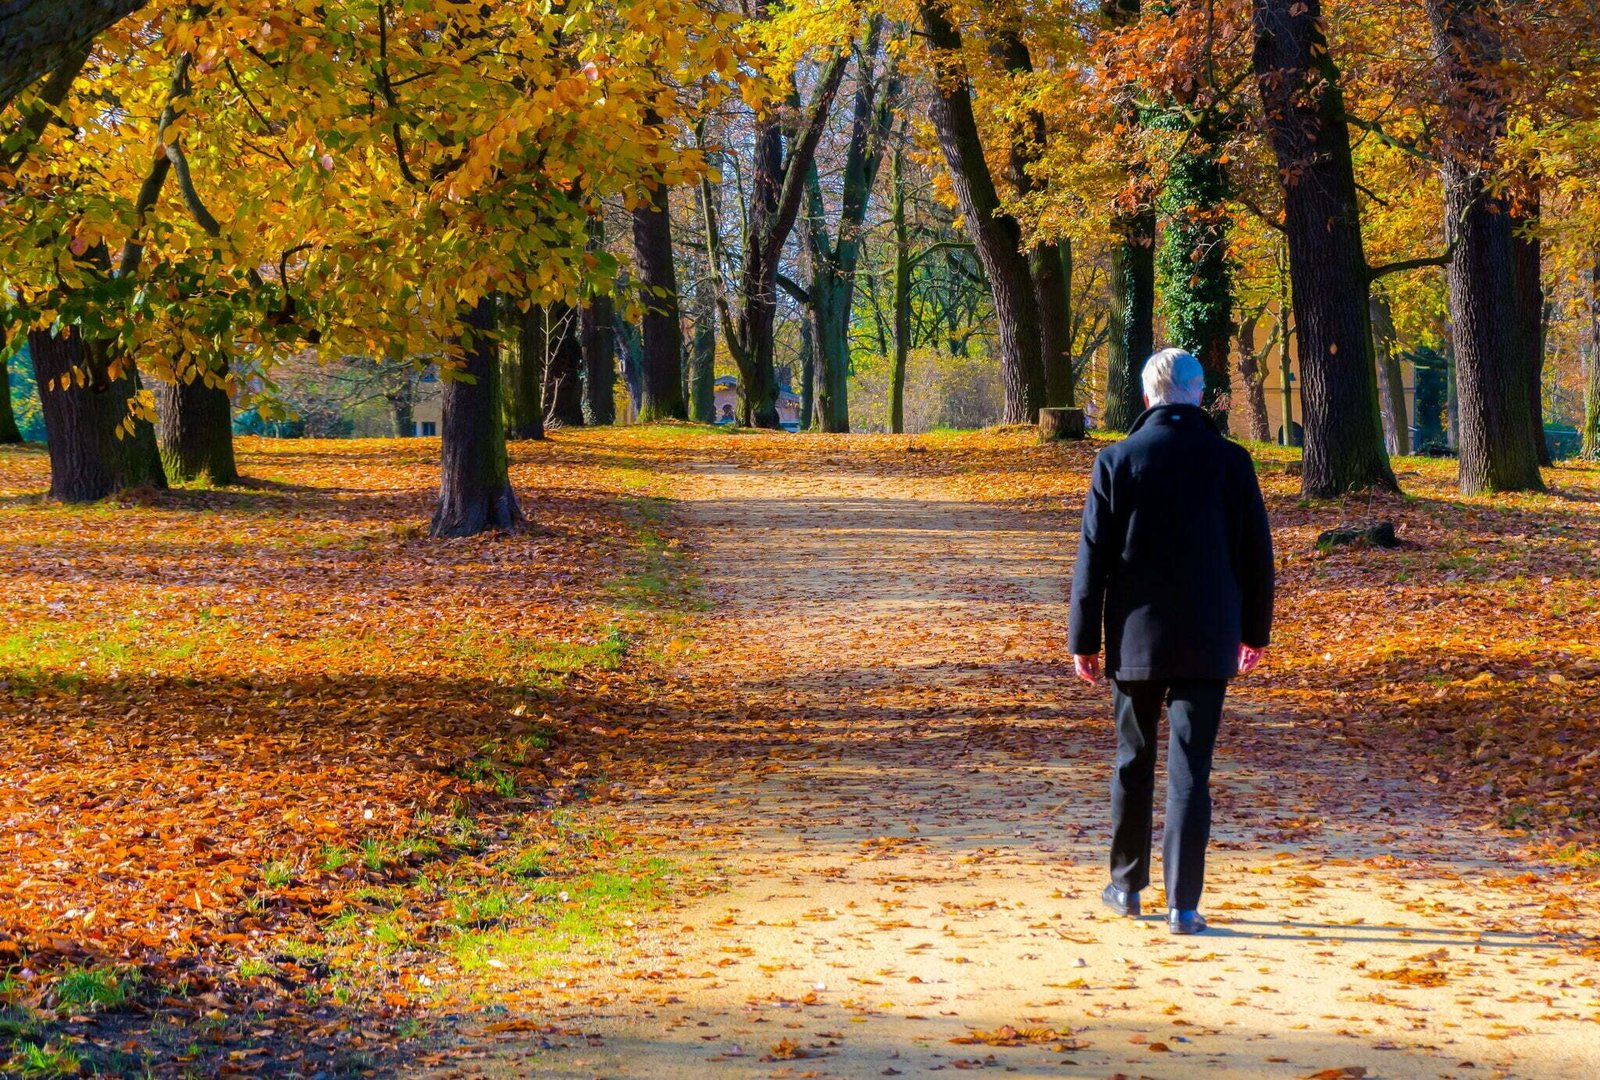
[1,426,1596,1076]
[0,434,685,1075]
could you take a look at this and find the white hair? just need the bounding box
[1142,347,1206,407]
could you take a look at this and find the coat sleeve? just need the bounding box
[1068,452,1117,655]
[1236,458,1275,648]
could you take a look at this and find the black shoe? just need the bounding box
[1100,883,1140,918]
[1167,909,1207,935]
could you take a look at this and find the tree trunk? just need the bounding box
[502,302,545,440]
[542,302,585,428]
[0,0,143,114]
[1584,254,1600,462]
[431,297,521,538]
[1427,0,1542,494]
[798,316,817,431]
[689,272,717,424]
[1034,242,1076,408]
[1235,313,1272,442]
[0,352,21,443]
[388,373,414,437]
[1157,132,1234,428]
[1511,199,1549,467]
[1251,0,1396,497]
[891,144,912,435]
[731,56,848,428]
[919,1,1044,424]
[1369,292,1411,456]
[1104,210,1156,431]
[633,182,687,422]
[29,327,166,501]
[581,224,617,427]
[156,361,238,484]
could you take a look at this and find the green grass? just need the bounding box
[52,966,132,1012]
[448,856,676,976]
[260,859,295,889]
[8,1041,83,1078]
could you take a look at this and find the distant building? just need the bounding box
[712,374,800,427]
[411,368,440,436]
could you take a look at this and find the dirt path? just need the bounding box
[448,438,1600,1080]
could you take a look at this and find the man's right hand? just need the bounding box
[1073,654,1103,685]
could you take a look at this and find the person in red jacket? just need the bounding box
[1069,348,1275,935]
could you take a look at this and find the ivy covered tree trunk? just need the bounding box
[388,372,414,437]
[431,297,521,538]
[919,1,1044,424]
[28,327,166,501]
[156,362,238,484]
[633,182,687,422]
[1251,0,1396,497]
[543,302,586,428]
[1104,210,1155,431]
[1369,292,1411,456]
[1157,127,1234,428]
[0,353,21,443]
[1426,0,1542,494]
[1584,254,1600,462]
[1235,313,1272,442]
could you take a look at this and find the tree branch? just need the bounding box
[1364,239,1458,282]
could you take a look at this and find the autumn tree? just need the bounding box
[1250,0,1396,496]
[1425,0,1544,493]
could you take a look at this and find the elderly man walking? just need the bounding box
[1069,349,1275,935]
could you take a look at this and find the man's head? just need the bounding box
[1142,348,1206,408]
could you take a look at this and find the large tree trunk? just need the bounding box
[1369,292,1411,456]
[431,297,521,538]
[0,352,21,443]
[156,361,238,484]
[1034,242,1075,409]
[988,28,1074,411]
[1104,210,1156,431]
[29,327,166,501]
[1157,130,1234,428]
[1235,313,1272,442]
[0,0,143,113]
[1511,199,1549,467]
[581,222,617,427]
[542,302,585,428]
[633,183,687,422]
[1427,0,1542,494]
[502,302,545,440]
[919,1,1044,424]
[1251,0,1396,497]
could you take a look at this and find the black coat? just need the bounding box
[1068,404,1275,682]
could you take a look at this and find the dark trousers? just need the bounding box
[1109,678,1227,911]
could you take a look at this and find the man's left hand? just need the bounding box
[1073,654,1103,685]
[1238,644,1266,676]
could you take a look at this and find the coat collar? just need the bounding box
[1126,403,1221,436]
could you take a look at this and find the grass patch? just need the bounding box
[51,966,133,1013]
[449,856,677,976]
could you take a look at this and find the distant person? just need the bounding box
[720,403,735,424]
[1069,348,1275,935]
